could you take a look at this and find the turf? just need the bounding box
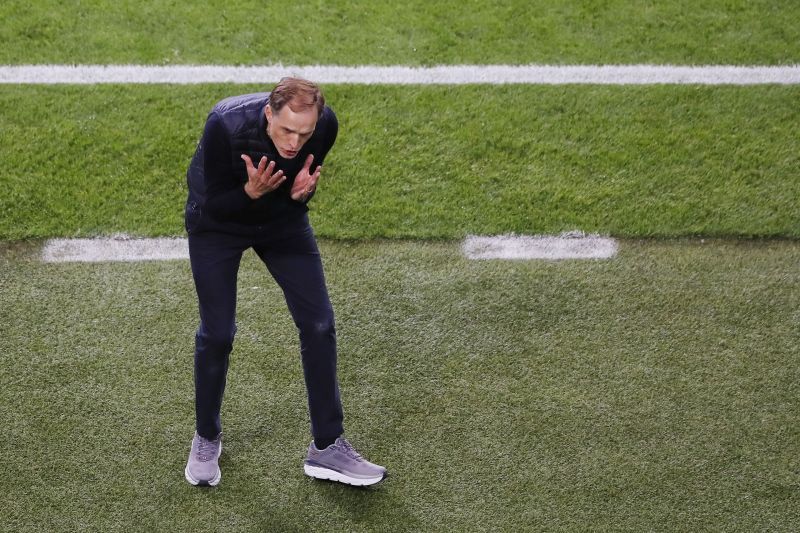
[2,1,799,531]
[1,84,799,240]
[1,239,798,531]
[1,0,799,65]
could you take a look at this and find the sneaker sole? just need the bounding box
[184,464,221,487]
[303,464,386,486]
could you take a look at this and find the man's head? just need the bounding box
[265,77,325,159]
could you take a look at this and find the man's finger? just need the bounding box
[309,165,322,187]
[241,154,254,171]
[257,156,268,173]
[257,160,275,182]
[302,154,314,170]
[267,170,285,187]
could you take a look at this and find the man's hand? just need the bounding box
[241,154,286,199]
[291,154,322,202]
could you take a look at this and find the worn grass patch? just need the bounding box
[1,239,798,531]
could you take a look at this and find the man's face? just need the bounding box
[265,103,318,159]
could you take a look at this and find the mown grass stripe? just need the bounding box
[2,64,799,84]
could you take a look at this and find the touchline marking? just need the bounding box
[463,233,618,260]
[42,235,189,263]
[2,64,799,85]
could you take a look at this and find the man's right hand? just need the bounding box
[241,154,286,199]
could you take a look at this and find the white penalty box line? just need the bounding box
[2,64,800,84]
[463,234,618,260]
[42,236,189,263]
[41,234,618,262]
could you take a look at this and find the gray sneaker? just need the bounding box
[304,437,387,486]
[184,431,222,486]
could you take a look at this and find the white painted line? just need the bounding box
[2,64,799,85]
[40,234,617,262]
[464,233,618,260]
[42,235,188,263]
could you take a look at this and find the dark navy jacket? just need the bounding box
[185,92,338,233]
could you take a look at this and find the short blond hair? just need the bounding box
[269,77,325,118]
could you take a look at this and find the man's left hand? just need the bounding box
[291,154,322,202]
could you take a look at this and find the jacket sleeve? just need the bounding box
[299,109,339,204]
[201,112,253,219]
[316,109,338,168]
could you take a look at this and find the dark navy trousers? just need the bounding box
[187,213,344,442]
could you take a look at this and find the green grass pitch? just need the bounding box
[1,0,799,531]
[2,240,799,531]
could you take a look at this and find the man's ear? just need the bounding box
[265,104,273,122]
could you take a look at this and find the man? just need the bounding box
[183,77,386,487]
